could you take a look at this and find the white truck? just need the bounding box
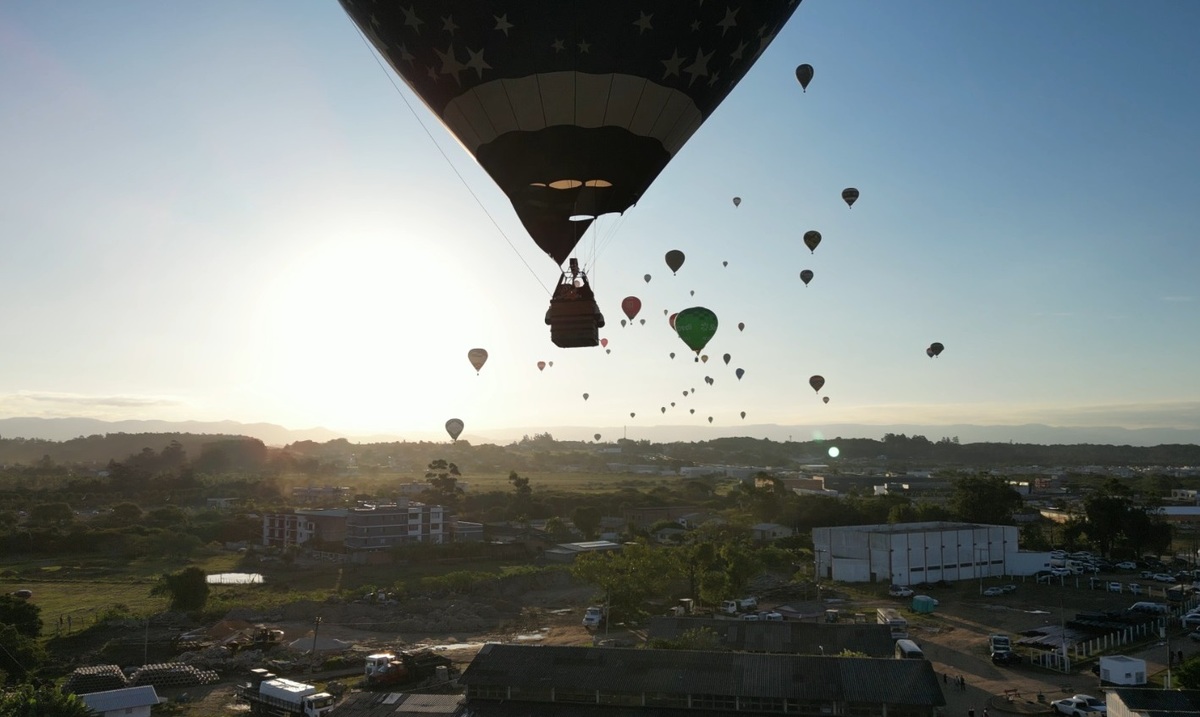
[237,669,336,716]
[720,597,759,615]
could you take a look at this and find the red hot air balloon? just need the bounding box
[795,63,814,92]
[621,296,642,321]
[600,338,609,347]
[803,231,822,253]
[537,361,546,371]
[809,375,825,393]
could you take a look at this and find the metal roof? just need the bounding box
[1110,688,1200,715]
[331,691,464,716]
[645,617,896,658]
[79,686,160,713]
[461,644,945,707]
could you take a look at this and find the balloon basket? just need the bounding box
[546,297,604,348]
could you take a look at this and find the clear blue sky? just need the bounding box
[1,1,1198,442]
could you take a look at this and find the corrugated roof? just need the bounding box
[331,691,463,716]
[79,685,160,712]
[462,645,945,707]
[645,617,895,658]
[1111,688,1200,714]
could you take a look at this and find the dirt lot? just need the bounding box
[118,571,1200,716]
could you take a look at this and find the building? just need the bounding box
[542,540,622,563]
[751,523,794,542]
[460,643,946,717]
[1107,688,1200,716]
[332,691,462,716]
[79,686,161,717]
[645,617,896,658]
[344,500,448,551]
[812,522,1027,584]
[261,509,349,549]
[1155,506,1200,525]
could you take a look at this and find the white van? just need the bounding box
[894,639,925,659]
[1129,601,1169,615]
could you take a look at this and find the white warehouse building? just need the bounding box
[813,521,1046,585]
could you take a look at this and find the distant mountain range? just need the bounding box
[1,416,1197,448]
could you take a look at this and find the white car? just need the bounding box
[1181,612,1200,627]
[1107,582,1122,593]
[1052,696,1102,716]
[983,587,1005,597]
[1116,561,1137,570]
[1051,567,1072,577]
[1152,573,1176,583]
[582,606,605,629]
[888,585,914,598]
[1070,695,1106,715]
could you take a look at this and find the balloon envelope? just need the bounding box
[644,274,652,283]
[582,393,589,400]
[445,418,464,441]
[803,230,821,253]
[740,411,746,419]
[340,1,802,266]
[537,361,546,371]
[930,342,945,357]
[600,337,609,347]
[467,348,488,373]
[800,269,814,286]
[732,196,741,207]
[674,307,719,353]
[823,396,830,404]
[795,63,814,91]
[665,250,685,274]
[735,368,745,380]
[738,322,745,332]
[809,375,825,393]
[621,296,642,320]
[594,433,601,441]
[723,353,731,365]
[842,187,860,207]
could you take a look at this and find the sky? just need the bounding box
[2,1,1199,444]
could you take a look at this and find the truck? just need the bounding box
[362,650,457,689]
[720,597,759,615]
[236,669,336,717]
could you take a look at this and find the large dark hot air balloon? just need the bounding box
[800,269,814,286]
[795,63,814,92]
[674,307,718,354]
[665,250,686,274]
[803,231,822,253]
[340,1,799,266]
[809,375,825,393]
[929,342,945,358]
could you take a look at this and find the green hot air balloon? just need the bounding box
[674,307,718,354]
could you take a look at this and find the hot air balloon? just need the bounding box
[823,396,830,404]
[689,290,695,296]
[661,407,666,413]
[548,361,554,367]
[842,187,860,207]
[740,411,746,419]
[736,368,745,380]
[621,296,642,321]
[708,416,713,423]
[594,433,601,441]
[800,269,814,286]
[668,312,679,330]
[467,348,488,373]
[670,402,675,407]
[700,355,709,364]
[722,260,729,267]
[669,352,675,359]
[682,391,689,397]
[738,322,745,332]
[809,375,825,393]
[339,1,800,264]
[537,361,546,371]
[600,338,609,348]
[605,349,611,354]
[674,307,718,354]
[930,342,945,358]
[639,318,645,326]
[732,196,741,208]
[689,409,695,414]
[926,347,935,358]
[666,250,685,274]
[795,63,814,92]
[803,230,822,253]
[630,412,636,418]
[620,319,627,328]
[644,274,652,283]
[582,393,589,401]
[722,353,731,365]
[445,418,464,441]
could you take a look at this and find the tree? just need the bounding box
[949,475,1023,524]
[424,459,463,509]
[0,596,42,639]
[508,471,533,518]
[108,503,143,526]
[571,543,675,619]
[572,506,602,540]
[28,503,74,528]
[0,626,47,684]
[150,566,209,611]
[543,516,575,542]
[0,683,92,716]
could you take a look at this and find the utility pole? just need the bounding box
[310,616,323,670]
[144,617,149,665]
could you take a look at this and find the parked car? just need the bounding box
[1052,696,1103,716]
[1051,567,1072,577]
[991,650,1022,665]
[1140,570,1156,579]
[1116,561,1137,570]
[1107,582,1122,593]
[1181,612,1200,628]
[1070,695,1106,715]
[582,606,605,629]
[983,587,1005,597]
[1128,583,1143,595]
[1152,573,1177,583]
[888,585,914,598]
[1000,584,1017,593]
[1188,628,1200,642]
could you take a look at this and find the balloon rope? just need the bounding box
[341,16,551,295]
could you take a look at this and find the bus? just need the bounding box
[876,607,909,640]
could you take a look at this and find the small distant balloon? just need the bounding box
[582,393,589,401]
[467,348,488,373]
[689,408,695,414]
[809,375,825,393]
[594,433,601,441]
[620,319,627,328]
[661,407,666,414]
[605,348,611,354]
[665,250,685,274]
[722,353,731,365]
[823,396,830,404]
[630,412,636,418]
[926,347,935,358]
[689,289,695,296]
[722,260,728,267]
[669,352,675,359]
[803,230,821,253]
[795,63,814,91]
[537,361,546,371]
[842,187,860,208]
[639,319,645,326]
[644,274,652,283]
[700,355,709,364]
[736,368,745,380]
[621,296,642,321]
[732,196,741,207]
[800,269,814,286]
[548,361,554,367]
[707,416,713,423]
[670,402,676,407]
[600,338,609,348]
[445,418,464,441]
[740,411,746,419]
[929,342,945,358]
[738,322,745,332]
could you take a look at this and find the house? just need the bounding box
[79,686,160,717]
[459,644,946,716]
[751,522,794,542]
[542,540,622,563]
